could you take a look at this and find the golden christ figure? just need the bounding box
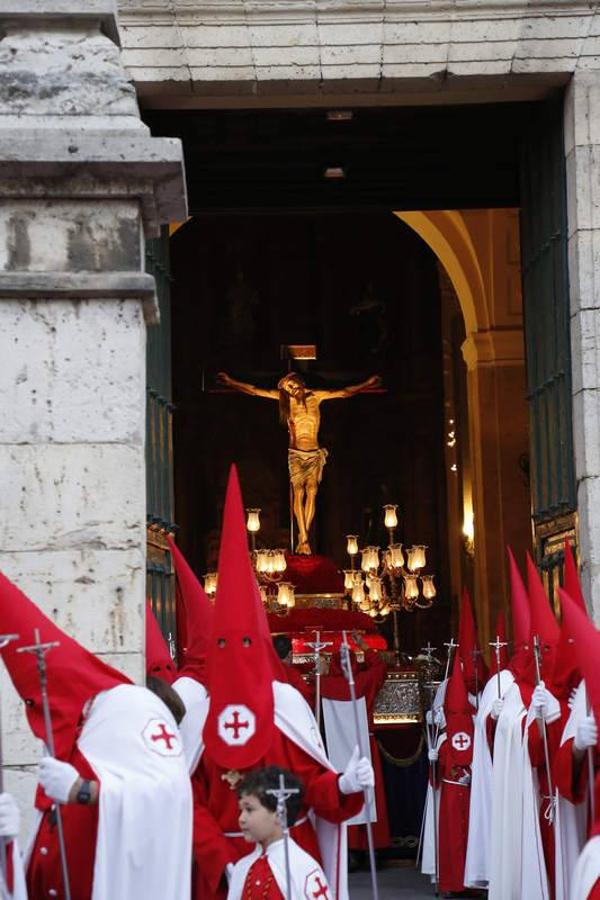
[217,370,381,554]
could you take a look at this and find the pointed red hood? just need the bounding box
[526,552,559,681]
[145,601,177,684]
[560,590,600,787]
[458,588,487,694]
[489,610,510,675]
[167,536,214,685]
[507,547,534,684]
[552,542,587,699]
[444,656,474,768]
[563,541,587,614]
[203,466,276,768]
[0,571,130,762]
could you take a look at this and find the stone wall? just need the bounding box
[0,0,186,828]
[118,0,600,104]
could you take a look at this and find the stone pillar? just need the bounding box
[462,329,531,645]
[0,1,186,820]
[564,70,600,622]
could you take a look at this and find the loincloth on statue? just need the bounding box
[288,448,328,488]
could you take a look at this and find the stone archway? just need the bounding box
[395,209,532,645]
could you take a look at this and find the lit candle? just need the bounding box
[361,546,380,572]
[383,504,398,530]
[368,575,383,603]
[204,572,218,596]
[246,509,261,533]
[407,544,427,572]
[352,578,365,606]
[343,569,355,591]
[346,535,359,557]
[404,573,420,600]
[387,543,404,570]
[277,582,295,608]
[421,574,437,600]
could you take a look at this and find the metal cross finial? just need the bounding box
[266,774,301,900]
[489,634,508,653]
[305,630,332,729]
[444,638,459,653]
[420,642,437,659]
[17,629,72,900]
[0,634,18,897]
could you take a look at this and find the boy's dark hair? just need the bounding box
[273,635,292,660]
[146,675,186,725]
[238,766,304,826]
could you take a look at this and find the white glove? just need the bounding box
[0,794,20,840]
[433,708,446,729]
[574,715,598,751]
[426,709,433,726]
[428,748,439,762]
[491,698,504,720]
[38,756,80,804]
[339,746,375,794]
[225,863,234,884]
[531,682,561,723]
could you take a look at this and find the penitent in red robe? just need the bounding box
[242,855,285,900]
[192,725,362,900]
[437,747,471,894]
[527,707,567,898]
[321,649,391,851]
[27,747,98,900]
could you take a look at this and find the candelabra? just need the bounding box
[247,508,296,614]
[344,504,437,664]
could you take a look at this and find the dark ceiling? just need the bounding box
[144,101,542,215]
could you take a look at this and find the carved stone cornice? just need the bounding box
[461,328,525,371]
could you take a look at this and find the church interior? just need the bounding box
[142,97,574,862]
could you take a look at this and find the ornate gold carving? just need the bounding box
[221,770,243,790]
[373,671,422,724]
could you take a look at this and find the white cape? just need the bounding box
[488,681,527,900]
[321,695,375,826]
[181,678,351,900]
[520,702,551,900]
[571,835,600,900]
[464,668,514,888]
[556,680,589,900]
[0,840,27,900]
[227,836,330,900]
[78,684,193,900]
[420,732,446,879]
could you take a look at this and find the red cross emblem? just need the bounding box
[451,731,472,752]
[142,718,182,757]
[218,704,256,746]
[304,869,330,899]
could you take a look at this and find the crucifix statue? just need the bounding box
[217,370,381,554]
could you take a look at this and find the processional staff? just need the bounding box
[340,631,379,900]
[0,634,19,900]
[305,631,332,730]
[18,629,72,900]
[532,635,556,826]
[419,642,440,891]
[584,682,596,824]
[266,774,301,900]
[471,647,482,711]
[489,634,508,700]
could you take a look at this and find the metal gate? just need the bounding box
[145,227,177,648]
[519,97,577,601]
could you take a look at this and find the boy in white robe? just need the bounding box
[228,766,331,900]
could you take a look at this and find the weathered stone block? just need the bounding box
[0,443,145,553]
[0,298,145,444]
[0,200,141,274]
[0,548,145,654]
[567,228,600,315]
